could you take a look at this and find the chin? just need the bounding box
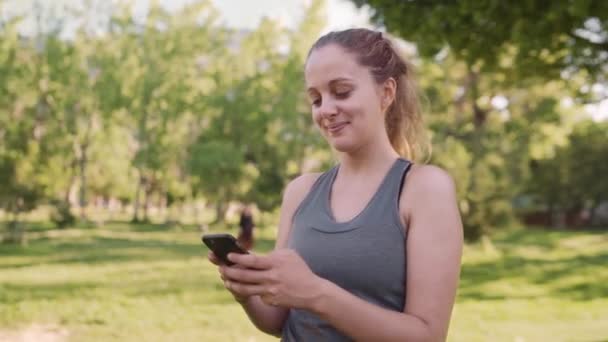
[330,138,359,154]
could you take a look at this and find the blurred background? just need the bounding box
[0,0,606,341]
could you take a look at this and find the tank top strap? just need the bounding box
[374,158,412,203]
[364,158,412,232]
[292,164,339,222]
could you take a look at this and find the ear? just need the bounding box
[380,77,397,114]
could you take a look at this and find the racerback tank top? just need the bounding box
[282,158,412,341]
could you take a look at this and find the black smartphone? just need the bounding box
[202,233,248,266]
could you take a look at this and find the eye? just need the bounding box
[311,97,321,107]
[335,91,351,99]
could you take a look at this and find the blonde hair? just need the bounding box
[308,29,430,162]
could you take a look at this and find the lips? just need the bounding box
[327,122,349,134]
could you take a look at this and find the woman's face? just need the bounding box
[305,44,392,154]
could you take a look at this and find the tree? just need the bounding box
[107,1,224,222]
[0,12,47,242]
[188,0,328,220]
[352,1,608,89]
[352,0,607,239]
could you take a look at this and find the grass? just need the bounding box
[1,222,607,341]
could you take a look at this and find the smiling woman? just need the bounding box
[305,30,428,161]
[209,28,463,342]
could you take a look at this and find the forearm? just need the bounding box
[241,295,289,336]
[310,280,436,342]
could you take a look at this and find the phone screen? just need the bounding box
[202,233,248,266]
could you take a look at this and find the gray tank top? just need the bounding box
[282,158,412,341]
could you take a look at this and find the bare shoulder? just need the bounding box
[401,164,463,341]
[283,172,323,204]
[406,164,457,198]
[275,172,323,248]
[401,164,459,222]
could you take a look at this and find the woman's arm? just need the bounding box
[231,173,322,336]
[306,165,463,341]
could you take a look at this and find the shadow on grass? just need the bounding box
[0,235,207,269]
[0,282,100,304]
[1,220,205,235]
[496,228,607,249]
[459,231,608,301]
[5,224,606,304]
[0,230,278,269]
[0,275,238,306]
[494,229,566,249]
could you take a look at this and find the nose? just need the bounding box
[318,97,338,120]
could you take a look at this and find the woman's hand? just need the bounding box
[208,251,250,304]
[219,249,326,310]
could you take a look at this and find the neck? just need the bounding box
[337,135,400,176]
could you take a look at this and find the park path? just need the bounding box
[0,324,68,342]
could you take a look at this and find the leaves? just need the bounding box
[0,0,329,225]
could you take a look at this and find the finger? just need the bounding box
[260,295,280,307]
[220,266,255,284]
[223,267,273,284]
[225,281,266,297]
[228,253,273,270]
[208,251,221,265]
[220,265,265,285]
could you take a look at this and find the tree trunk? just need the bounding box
[132,170,143,222]
[164,194,176,224]
[464,69,488,241]
[546,201,555,228]
[551,206,566,229]
[78,116,93,221]
[64,158,77,204]
[79,143,88,220]
[589,197,602,227]
[159,193,167,223]
[5,208,25,245]
[143,186,151,223]
[132,110,149,223]
[214,201,227,224]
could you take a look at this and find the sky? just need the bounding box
[212,0,373,33]
[154,0,374,33]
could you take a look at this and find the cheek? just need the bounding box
[341,95,375,122]
[311,110,327,134]
[311,108,322,126]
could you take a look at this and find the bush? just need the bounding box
[50,200,76,229]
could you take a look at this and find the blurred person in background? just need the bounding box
[237,204,255,250]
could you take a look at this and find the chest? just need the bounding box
[288,216,407,315]
[329,178,384,223]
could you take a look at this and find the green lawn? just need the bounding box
[1,223,607,341]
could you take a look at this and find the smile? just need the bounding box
[327,122,348,134]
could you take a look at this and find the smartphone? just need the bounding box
[202,233,248,266]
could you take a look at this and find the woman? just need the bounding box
[209,28,463,341]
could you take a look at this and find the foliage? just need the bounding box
[527,120,608,225]
[49,199,76,229]
[352,0,608,86]
[353,0,607,239]
[0,0,606,243]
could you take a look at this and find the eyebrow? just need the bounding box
[307,77,354,93]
